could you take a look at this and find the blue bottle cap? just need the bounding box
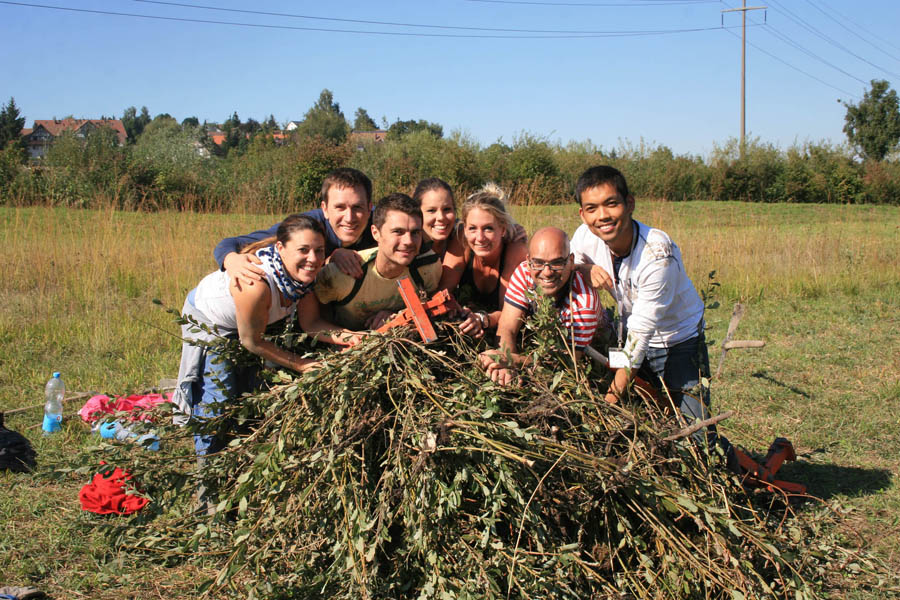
[52,372,61,378]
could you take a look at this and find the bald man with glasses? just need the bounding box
[478,227,605,386]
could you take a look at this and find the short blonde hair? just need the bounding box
[461,182,516,241]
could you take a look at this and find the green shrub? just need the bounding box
[349,130,483,199]
[495,133,564,204]
[505,133,559,181]
[220,135,352,213]
[128,121,206,209]
[0,140,25,193]
[554,140,605,183]
[710,138,783,202]
[2,128,897,210]
[862,160,900,204]
[41,129,128,207]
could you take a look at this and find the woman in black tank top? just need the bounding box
[439,183,528,331]
[413,178,464,262]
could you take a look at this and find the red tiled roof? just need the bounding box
[31,118,127,145]
[20,128,32,136]
[209,133,226,145]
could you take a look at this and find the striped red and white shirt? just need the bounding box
[504,262,601,350]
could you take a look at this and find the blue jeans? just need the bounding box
[636,334,731,456]
[191,347,260,456]
[637,335,737,469]
[637,334,711,423]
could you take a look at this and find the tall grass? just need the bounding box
[0,207,276,408]
[0,203,898,599]
[514,201,899,301]
[1,201,896,413]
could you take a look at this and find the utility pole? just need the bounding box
[722,1,766,158]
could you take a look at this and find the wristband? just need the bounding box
[477,312,489,329]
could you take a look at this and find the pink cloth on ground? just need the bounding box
[78,393,172,424]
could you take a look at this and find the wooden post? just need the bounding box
[722,2,767,157]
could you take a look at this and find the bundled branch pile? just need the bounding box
[81,311,847,600]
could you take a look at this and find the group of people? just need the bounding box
[173,165,716,460]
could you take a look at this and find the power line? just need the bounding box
[720,0,865,92]
[766,0,900,79]
[0,0,746,38]
[818,0,900,55]
[739,11,868,85]
[722,27,857,98]
[128,0,721,35]
[803,0,900,65]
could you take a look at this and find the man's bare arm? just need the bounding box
[478,302,528,386]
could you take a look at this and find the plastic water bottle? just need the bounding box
[99,420,160,451]
[42,372,65,435]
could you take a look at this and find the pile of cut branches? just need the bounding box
[68,300,868,599]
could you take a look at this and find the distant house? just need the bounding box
[349,129,387,150]
[208,132,227,146]
[285,120,302,131]
[21,118,127,159]
[201,124,224,146]
[205,130,285,147]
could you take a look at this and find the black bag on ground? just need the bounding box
[0,413,37,473]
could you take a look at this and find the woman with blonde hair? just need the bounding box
[439,183,527,332]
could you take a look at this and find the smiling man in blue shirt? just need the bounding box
[214,168,376,287]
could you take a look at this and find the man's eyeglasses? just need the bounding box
[528,258,568,272]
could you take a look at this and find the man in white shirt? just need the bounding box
[570,166,719,449]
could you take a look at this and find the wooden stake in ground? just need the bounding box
[715,303,765,378]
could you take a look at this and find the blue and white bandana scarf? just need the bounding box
[256,245,314,302]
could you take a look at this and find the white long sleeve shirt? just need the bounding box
[571,220,705,368]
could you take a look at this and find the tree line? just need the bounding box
[1,83,898,210]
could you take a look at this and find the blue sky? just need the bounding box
[2,0,898,156]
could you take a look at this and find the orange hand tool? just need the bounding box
[375,277,461,343]
[734,438,807,495]
[585,347,806,494]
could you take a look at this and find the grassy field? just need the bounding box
[1,202,898,598]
